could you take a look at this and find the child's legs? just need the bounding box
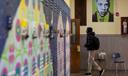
[88,51,102,73]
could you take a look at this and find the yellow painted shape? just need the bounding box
[34,68,39,76]
[43,64,50,76]
[34,8,40,26]
[20,19,28,28]
[33,0,40,26]
[18,0,27,20]
[44,23,49,30]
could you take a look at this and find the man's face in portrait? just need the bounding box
[96,0,110,17]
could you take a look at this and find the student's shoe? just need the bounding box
[99,69,105,76]
[84,72,92,76]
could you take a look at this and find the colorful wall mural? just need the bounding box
[0,0,70,76]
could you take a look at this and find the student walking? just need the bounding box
[84,27,104,76]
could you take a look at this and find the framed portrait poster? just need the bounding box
[121,17,128,35]
[92,0,114,22]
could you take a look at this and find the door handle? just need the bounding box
[77,45,80,52]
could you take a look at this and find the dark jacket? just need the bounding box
[92,11,114,22]
[85,32,100,51]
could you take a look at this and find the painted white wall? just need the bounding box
[81,0,128,34]
[67,0,128,34]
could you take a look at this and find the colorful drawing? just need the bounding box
[37,54,40,69]
[28,40,32,56]
[8,44,15,64]
[18,0,27,20]
[43,23,50,37]
[20,19,28,28]
[34,9,40,27]
[65,17,70,76]
[33,0,36,9]
[16,19,21,42]
[0,0,70,76]
[25,0,29,6]
[38,54,44,74]
[56,12,65,76]
[43,53,45,66]
[38,0,40,10]
[32,57,36,75]
[1,67,8,76]
[23,59,28,76]
[15,62,21,76]
[34,68,39,76]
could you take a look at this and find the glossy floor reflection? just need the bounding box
[71,70,128,76]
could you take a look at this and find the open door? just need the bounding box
[70,19,80,73]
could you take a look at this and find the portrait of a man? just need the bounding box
[92,0,114,22]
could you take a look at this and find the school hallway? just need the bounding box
[1,0,128,76]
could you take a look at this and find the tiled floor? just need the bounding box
[71,70,128,76]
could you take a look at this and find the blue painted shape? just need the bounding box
[0,0,21,60]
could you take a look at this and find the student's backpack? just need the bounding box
[93,36,100,50]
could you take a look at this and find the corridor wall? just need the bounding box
[0,0,53,76]
[0,0,70,76]
[43,0,71,76]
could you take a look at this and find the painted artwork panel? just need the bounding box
[92,0,114,22]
